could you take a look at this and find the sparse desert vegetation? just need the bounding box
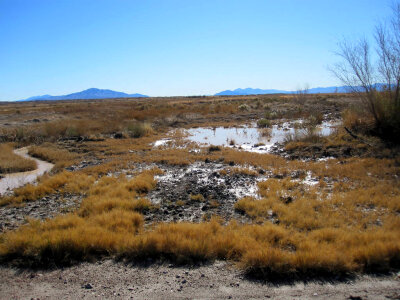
[0,92,399,283]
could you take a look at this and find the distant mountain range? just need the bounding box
[214,86,352,96]
[18,88,148,101]
[15,84,388,101]
[214,84,389,96]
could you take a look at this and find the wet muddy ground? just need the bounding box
[147,161,269,224]
[0,192,82,232]
[154,118,341,155]
[0,156,318,232]
[0,118,336,232]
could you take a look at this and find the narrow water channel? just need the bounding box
[0,147,54,195]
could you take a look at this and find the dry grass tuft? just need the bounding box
[190,194,205,202]
[229,167,258,176]
[0,171,95,206]
[256,119,271,128]
[0,144,36,174]
[28,143,78,170]
[126,122,154,138]
[2,217,399,275]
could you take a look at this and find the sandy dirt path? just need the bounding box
[0,260,399,299]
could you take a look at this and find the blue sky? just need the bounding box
[0,0,393,101]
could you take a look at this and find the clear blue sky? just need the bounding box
[0,0,393,101]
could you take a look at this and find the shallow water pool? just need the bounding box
[185,120,339,153]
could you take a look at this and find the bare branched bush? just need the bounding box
[331,3,400,142]
[293,84,310,104]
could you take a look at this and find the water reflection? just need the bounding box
[186,120,339,153]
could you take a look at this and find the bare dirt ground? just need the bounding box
[0,260,399,299]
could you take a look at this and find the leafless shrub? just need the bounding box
[331,3,400,141]
[293,84,310,104]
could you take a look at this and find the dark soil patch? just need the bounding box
[0,193,82,232]
[147,162,269,224]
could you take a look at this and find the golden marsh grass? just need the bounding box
[0,144,36,174]
[0,94,399,279]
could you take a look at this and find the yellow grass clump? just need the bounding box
[190,194,205,202]
[1,217,399,276]
[28,144,78,170]
[0,144,36,174]
[0,171,95,206]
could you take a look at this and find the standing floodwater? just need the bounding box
[185,120,339,153]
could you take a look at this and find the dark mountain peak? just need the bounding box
[83,88,101,92]
[18,88,148,102]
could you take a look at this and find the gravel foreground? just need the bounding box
[1,260,399,299]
